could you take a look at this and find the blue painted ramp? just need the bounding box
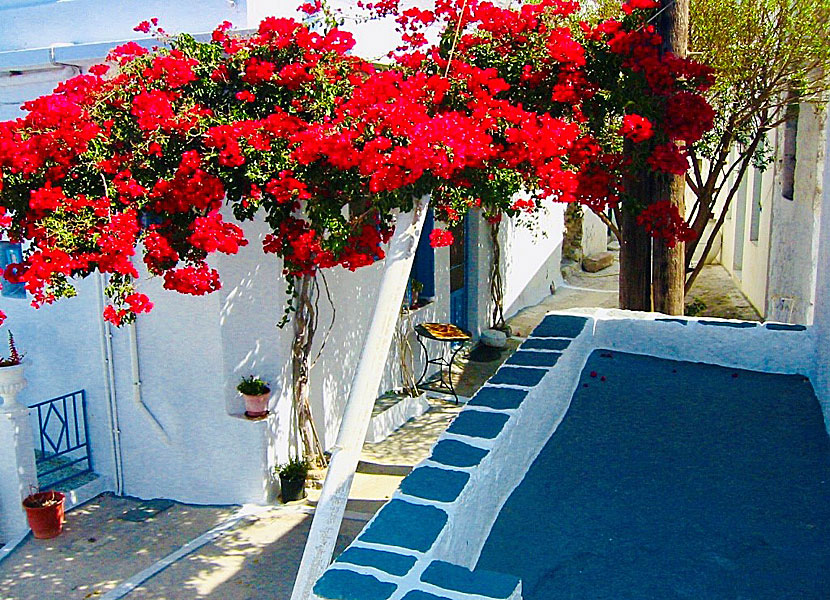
[477,350,830,600]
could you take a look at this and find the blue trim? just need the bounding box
[531,315,589,338]
[765,322,806,331]
[489,367,547,387]
[506,351,562,368]
[420,560,519,599]
[400,591,449,600]
[399,467,470,503]
[412,209,435,298]
[446,411,509,439]
[469,387,528,410]
[521,338,571,351]
[430,440,488,468]
[360,500,448,552]
[336,547,416,577]
[313,569,397,600]
[698,320,757,329]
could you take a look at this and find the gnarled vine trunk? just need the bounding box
[291,273,327,466]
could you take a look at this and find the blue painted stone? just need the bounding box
[400,466,469,503]
[656,318,689,326]
[531,315,588,338]
[469,387,527,410]
[420,560,519,599]
[506,351,561,367]
[521,338,571,351]
[698,320,757,328]
[313,569,397,600]
[489,366,547,387]
[336,547,416,577]
[400,591,451,600]
[766,322,806,331]
[430,440,488,467]
[360,500,447,552]
[446,411,509,439]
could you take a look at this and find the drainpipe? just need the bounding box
[96,273,124,495]
[290,195,430,600]
[129,320,170,443]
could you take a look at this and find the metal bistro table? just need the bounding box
[414,323,472,403]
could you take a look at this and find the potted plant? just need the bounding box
[22,490,66,539]
[0,331,26,411]
[277,456,310,502]
[237,376,271,418]
[409,278,424,309]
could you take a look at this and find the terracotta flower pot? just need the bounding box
[243,389,270,418]
[22,491,65,539]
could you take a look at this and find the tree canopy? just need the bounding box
[0,0,716,325]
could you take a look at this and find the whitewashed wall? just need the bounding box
[809,114,830,430]
[0,277,116,491]
[581,209,608,258]
[502,204,565,320]
[766,104,828,323]
[718,144,776,316]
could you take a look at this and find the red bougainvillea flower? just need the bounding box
[622,0,660,15]
[647,143,690,175]
[619,114,654,143]
[429,228,454,248]
[637,200,698,247]
[665,91,715,143]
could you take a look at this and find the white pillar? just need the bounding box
[0,401,38,542]
[290,196,430,600]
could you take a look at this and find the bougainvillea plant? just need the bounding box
[0,0,715,328]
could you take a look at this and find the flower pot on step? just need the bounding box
[22,491,65,539]
[280,475,307,502]
[243,389,270,418]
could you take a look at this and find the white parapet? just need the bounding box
[0,404,38,544]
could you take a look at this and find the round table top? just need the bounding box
[414,322,472,342]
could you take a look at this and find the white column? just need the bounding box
[290,196,430,600]
[0,399,38,542]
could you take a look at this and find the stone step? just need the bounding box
[305,471,404,517]
[356,460,413,477]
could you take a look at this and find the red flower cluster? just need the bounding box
[0,0,717,327]
[648,143,690,175]
[619,114,654,143]
[429,229,454,248]
[636,200,698,248]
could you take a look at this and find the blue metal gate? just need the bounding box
[31,390,92,489]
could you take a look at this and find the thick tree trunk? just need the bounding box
[619,176,652,311]
[652,174,686,314]
[652,0,689,315]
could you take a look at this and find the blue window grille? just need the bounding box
[0,241,25,299]
[31,390,93,489]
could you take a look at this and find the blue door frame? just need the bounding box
[449,217,470,330]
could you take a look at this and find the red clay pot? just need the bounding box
[243,389,270,418]
[22,491,65,539]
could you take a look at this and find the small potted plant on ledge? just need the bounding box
[277,456,310,502]
[237,376,271,419]
[22,489,65,539]
[0,331,26,411]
